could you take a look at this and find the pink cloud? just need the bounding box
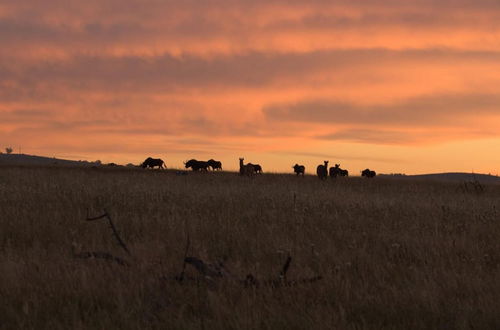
[1,0,500,173]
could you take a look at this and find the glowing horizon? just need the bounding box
[1,0,500,175]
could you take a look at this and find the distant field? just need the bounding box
[1,165,499,329]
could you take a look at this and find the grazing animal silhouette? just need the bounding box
[141,157,166,169]
[239,158,255,176]
[251,164,263,174]
[293,164,305,176]
[361,169,376,178]
[207,159,223,171]
[329,164,341,178]
[330,164,349,178]
[185,159,210,171]
[316,161,329,180]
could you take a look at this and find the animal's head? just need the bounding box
[335,164,340,168]
[239,158,244,161]
[324,161,329,166]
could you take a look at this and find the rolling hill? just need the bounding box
[0,153,98,167]
[1,153,499,183]
[380,172,500,184]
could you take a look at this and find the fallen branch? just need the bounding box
[85,211,108,221]
[86,209,131,256]
[279,256,292,281]
[268,276,323,288]
[184,257,224,278]
[73,251,130,267]
[178,254,322,289]
[243,274,323,288]
[176,233,191,282]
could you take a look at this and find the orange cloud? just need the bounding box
[1,1,500,174]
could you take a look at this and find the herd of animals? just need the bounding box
[140,157,377,179]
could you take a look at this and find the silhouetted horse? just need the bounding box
[316,161,329,180]
[185,159,210,171]
[361,169,376,178]
[207,159,223,171]
[141,157,166,169]
[293,164,305,176]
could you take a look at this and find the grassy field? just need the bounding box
[1,165,499,329]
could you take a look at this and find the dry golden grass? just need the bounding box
[1,165,499,329]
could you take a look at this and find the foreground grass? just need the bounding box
[0,165,499,329]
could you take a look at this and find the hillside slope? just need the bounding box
[380,172,500,184]
[0,153,94,167]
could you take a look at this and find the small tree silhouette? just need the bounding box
[5,147,13,154]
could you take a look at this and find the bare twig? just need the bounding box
[177,253,322,289]
[184,257,223,278]
[86,209,131,255]
[73,251,130,267]
[176,233,191,282]
[85,208,108,221]
[105,210,131,256]
[243,273,322,288]
[279,256,292,281]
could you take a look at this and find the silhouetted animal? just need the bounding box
[239,158,255,176]
[316,161,329,180]
[207,159,223,171]
[330,164,349,178]
[239,158,245,175]
[329,164,341,178]
[251,164,263,174]
[141,157,166,169]
[185,159,210,171]
[293,164,305,176]
[361,169,376,178]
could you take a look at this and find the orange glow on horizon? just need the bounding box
[1,1,500,175]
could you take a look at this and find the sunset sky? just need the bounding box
[1,0,500,174]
